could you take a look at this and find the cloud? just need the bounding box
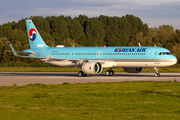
[0,0,180,29]
[71,0,180,5]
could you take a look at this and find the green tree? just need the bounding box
[105,17,131,46]
[0,26,3,37]
[174,30,180,43]
[30,16,44,31]
[68,19,87,45]
[125,14,149,36]
[40,31,55,47]
[85,18,105,46]
[172,43,180,63]
[158,25,174,46]
[17,18,27,31]
[12,41,22,62]
[2,26,13,40]
[128,32,153,46]
[2,41,12,63]
[49,16,69,45]
[61,38,81,47]
[76,15,88,30]
[0,40,3,63]
[11,29,28,45]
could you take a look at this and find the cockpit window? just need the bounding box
[159,52,171,55]
[166,52,171,55]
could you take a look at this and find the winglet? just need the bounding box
[9,44,18,56]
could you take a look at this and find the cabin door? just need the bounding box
[40,49,46,57]
[148,49,154,59]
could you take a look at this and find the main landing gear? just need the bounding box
[78,71,87,77]
[78,69,115,77]
[105,69,114,76]
[154,67,160,77]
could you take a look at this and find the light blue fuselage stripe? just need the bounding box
[24,46,177,60]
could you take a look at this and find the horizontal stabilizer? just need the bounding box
[4,50,33,54]
[9,44,18,56]
[5,44,35,57]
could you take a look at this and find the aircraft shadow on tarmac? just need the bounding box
[0,72,180,77]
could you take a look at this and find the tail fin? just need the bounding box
[25,19,49,49]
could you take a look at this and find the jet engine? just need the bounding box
[82,62,103,74]
[123,67,143,73]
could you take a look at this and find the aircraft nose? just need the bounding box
[172,55,177,64]
[175,57,177,64]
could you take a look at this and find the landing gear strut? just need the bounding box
[78,71,87,77]
[105,69,114,76]
[154,67,160,77]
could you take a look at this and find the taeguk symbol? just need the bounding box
[118,48,123,52]
[29,28,37,41]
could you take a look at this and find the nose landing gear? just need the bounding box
[154,67,160,77]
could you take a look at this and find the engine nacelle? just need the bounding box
[123,67,143,73]
[82,62,103,74]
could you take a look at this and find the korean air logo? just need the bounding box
[118,48,123,52]
[114,48,146,52]
[29,28,37,41]
[89,66,91,70]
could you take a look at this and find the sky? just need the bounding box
[0,0,180,29]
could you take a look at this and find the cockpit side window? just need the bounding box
[159,52,171,55]
[166,52,171,55]
[162,52,165,55]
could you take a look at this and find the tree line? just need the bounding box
[0,14,180,64]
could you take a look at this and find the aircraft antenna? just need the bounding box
[138,42,141,47]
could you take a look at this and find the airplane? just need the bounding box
[6,19,177,77]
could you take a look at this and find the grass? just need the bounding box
[0,67,180,72]
[0,82,180,119]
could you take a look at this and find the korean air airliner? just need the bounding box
[7,19,177,77]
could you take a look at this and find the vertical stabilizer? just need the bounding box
[25,19,49,49]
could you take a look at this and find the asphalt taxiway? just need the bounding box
[0,72,180,86]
